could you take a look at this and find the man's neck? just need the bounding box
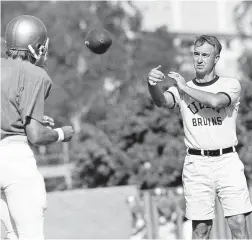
[196,71,216,83]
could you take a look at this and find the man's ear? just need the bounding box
[214,54,220,64]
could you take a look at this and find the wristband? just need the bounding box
[54,128,64,142]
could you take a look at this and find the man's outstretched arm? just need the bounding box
[167,72,238,109]
[25,117,74,146]
[148,65,176,108]
[179,85,230,109]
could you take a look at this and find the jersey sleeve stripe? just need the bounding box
[166,91,176,109]
[218,92,231,106]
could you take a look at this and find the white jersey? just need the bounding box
[167,76,241,150]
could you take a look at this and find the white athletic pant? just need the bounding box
[1,195,18,240]
[0,136,47,240]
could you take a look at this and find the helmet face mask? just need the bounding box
[29,37,49,68]
[5,15,49,67]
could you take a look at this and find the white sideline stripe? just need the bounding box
[38,163,74,178]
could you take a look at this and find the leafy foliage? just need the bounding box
[1,1,252,191]
[234,1,252,181]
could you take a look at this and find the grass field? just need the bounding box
[1,185,138,239]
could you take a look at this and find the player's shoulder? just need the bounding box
[21,61,52,85]
[186,79,195,87]
[218,76,241,89]
[1,58,19,68]
[218,76,240,82]
[1,57,6,65]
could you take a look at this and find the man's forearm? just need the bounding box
[148,82,166,107]
[35,127,59,145]
[25,117,68,146]
[181,85,222,108]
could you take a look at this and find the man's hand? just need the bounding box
[42,115,55,129]
[61,126,75,142]
[147,65,165,86]
[167,71,187,90]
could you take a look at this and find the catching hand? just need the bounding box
[42,115,55,129]
[61,126,75,142]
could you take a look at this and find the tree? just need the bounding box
[233,0,252,181]
[234,1,252,38]
[1,1,183,189]
[73,27,182,188]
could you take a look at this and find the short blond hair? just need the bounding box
[194,35,222,55]
[6,49,36,64]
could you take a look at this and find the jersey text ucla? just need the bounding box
[167,76,241,149]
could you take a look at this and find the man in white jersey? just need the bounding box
[147,35,252,239]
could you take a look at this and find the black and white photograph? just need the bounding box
[1,0,252,239]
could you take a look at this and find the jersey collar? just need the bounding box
[192,75,219,86]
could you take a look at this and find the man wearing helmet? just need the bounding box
[1,15,75,240]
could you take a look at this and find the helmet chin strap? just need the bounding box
[28,44,39,59]
[28,38,49,67]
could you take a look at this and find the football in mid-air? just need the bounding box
[85,28,112,54]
